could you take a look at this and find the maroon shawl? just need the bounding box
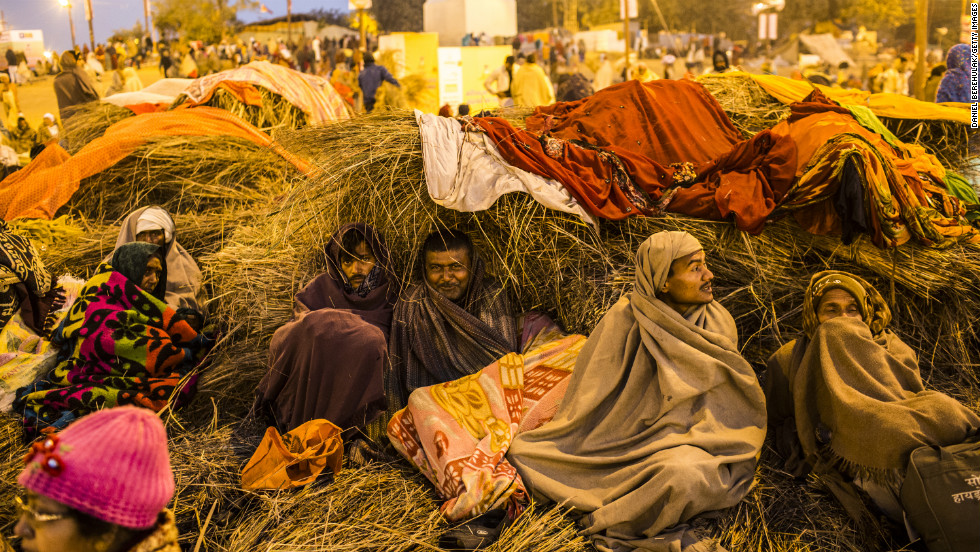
[254,223,399,432]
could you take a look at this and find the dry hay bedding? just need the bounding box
[62,102,135,155]
[2,109,977,551]
[192,110,980,550]
[8,211,247,279]
[58,134,306,223]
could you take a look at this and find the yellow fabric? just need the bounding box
[512,63,556,108]
[240,419,343,490]
[704,72,972,124]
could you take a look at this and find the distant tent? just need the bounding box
[773,33,854,67]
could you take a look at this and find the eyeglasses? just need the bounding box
[14,496,68,523]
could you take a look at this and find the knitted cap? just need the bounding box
[18,406,174,529]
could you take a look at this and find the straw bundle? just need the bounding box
[697,74,790,137]
[0,415,25,536]
[62,135,302,222]
[62,101,135,154]
[374,74,434,112]
[207,111,980,377]
[9,211,250,281]
[171,87,310,136]
[879,116,976,170]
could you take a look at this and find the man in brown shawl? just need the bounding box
[53,51,100,123]
[507,230,766,552]
[766,271,980,521]
[255,223,399,433]
[385,229,519,411]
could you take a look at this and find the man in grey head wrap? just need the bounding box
[508,230,766,552]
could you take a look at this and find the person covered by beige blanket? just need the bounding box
[508,230,767,552]
[765,271,980,520]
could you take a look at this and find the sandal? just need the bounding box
[439,509,508,551]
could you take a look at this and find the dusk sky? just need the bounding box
[1,0,351,53]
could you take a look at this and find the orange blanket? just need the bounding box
[0,107,314,220]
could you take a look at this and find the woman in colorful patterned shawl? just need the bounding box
[765,271,980,520]
[15,242,210,439]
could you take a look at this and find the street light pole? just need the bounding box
[623,1,631,80]
[287,0,292,46]
[914,0,928,99]
[144,0,151,43]
[85,0,95,52]
[59,0,77,50]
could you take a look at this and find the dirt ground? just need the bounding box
[4,66,164,130]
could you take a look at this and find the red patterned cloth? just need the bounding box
[472,79,797,233]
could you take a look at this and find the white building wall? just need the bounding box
[424,0,516,47]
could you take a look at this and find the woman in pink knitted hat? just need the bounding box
[14,406,178,552]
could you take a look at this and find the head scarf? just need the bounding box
[556,73,594,102]
[635,230,702,298]
[110,242,167,301]
[635,230,734,342]
[330,225,387,297]
[936,44,970,103]
[802,270,890,337]
[135,206,175,243]
[712,50,730,70]
[294,222,399,330]
[110,206,202,311]
[60,51,77,69]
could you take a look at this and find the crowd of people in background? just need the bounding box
[0,23,973,174]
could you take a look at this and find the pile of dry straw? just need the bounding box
[0,88,977,550]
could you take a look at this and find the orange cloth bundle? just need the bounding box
[0,107,314,220]
[771,90,977,247]
[241,419,344,490]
